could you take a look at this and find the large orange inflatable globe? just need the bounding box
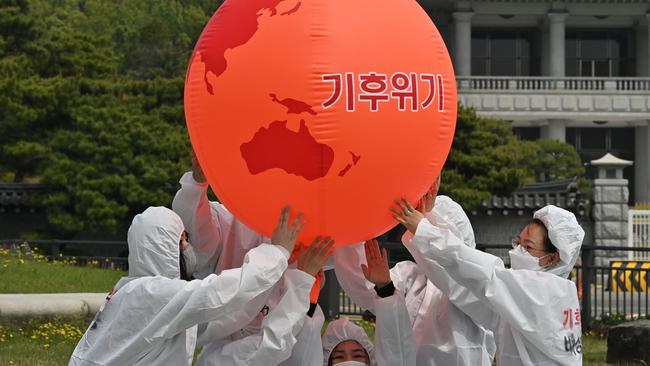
[184,0,457,245]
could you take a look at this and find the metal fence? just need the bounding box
[628,210,650,260]
[580,245,650,329]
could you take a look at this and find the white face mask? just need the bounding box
[334,362,368,366]
[509,245,550,271]
[181,245,197,278]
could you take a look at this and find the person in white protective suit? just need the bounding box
[68,206,301,366]
[392,192,585,366]
[334,195,496,365]
[322,317,376,366]
[352,239,418,366]
[195,237,334,366]
[172,154,327,366]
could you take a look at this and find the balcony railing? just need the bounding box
[457,76,650,93]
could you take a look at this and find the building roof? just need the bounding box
[476,179,587,217]
[590,153,633,167]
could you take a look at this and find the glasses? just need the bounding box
[511,237,547,255]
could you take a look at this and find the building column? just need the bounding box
[635,122,650,203]
[453,12,474,76]
[540,120,566,142]
[548,12,568,77]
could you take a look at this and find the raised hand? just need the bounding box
[361,239,391,288]
[296,236,335,277]
[391,197,425,234]
[271,206,305,254]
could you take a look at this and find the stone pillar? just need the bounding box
[540,120,566,142]
[592,153,634,265]
[635,122,650,203]
[453,12,474,76]
[548,12,568,77]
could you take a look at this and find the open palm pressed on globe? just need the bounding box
[184,0,457,245]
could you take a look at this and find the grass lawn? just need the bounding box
[0,247,126,293]
[0,316,91,366]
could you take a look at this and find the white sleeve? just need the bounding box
[333,244,376,312]
[278,305,325,366]
[196,287,273,346]
[172,171,223,277]
[406,218,581,360]
[374,290,417,366]
[402,230,497,331]
[143,244,289,341]
[213,269,315,366]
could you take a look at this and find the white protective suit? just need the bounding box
[322,317,377,366]
[196,268,316,366]
[334,196,495,365]
[404,203,584,366]
[172,172,323,366]
[68,207,289,366]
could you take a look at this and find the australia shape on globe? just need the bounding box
[240,94,360,181]
[240,119,335,181]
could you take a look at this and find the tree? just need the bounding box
[0,0,214,236]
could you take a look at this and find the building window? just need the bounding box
[472,29,540,76]
[566,30,635,77]
[513,127,541,141]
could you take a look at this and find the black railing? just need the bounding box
[580,245,650,330]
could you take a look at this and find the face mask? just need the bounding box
[181,245,197,280]
[509,245,550,271]
[334,362,368,366]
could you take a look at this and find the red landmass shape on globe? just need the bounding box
[198,0,300,94]
[280,1,301,15]
[337,151,361,177]
[270,93,317,115]
[240,119,335,181]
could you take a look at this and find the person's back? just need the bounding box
[69,207,293,366]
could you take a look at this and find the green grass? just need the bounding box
[0,316,91,366]
[0,248,126,293]
[584,334,610,365]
